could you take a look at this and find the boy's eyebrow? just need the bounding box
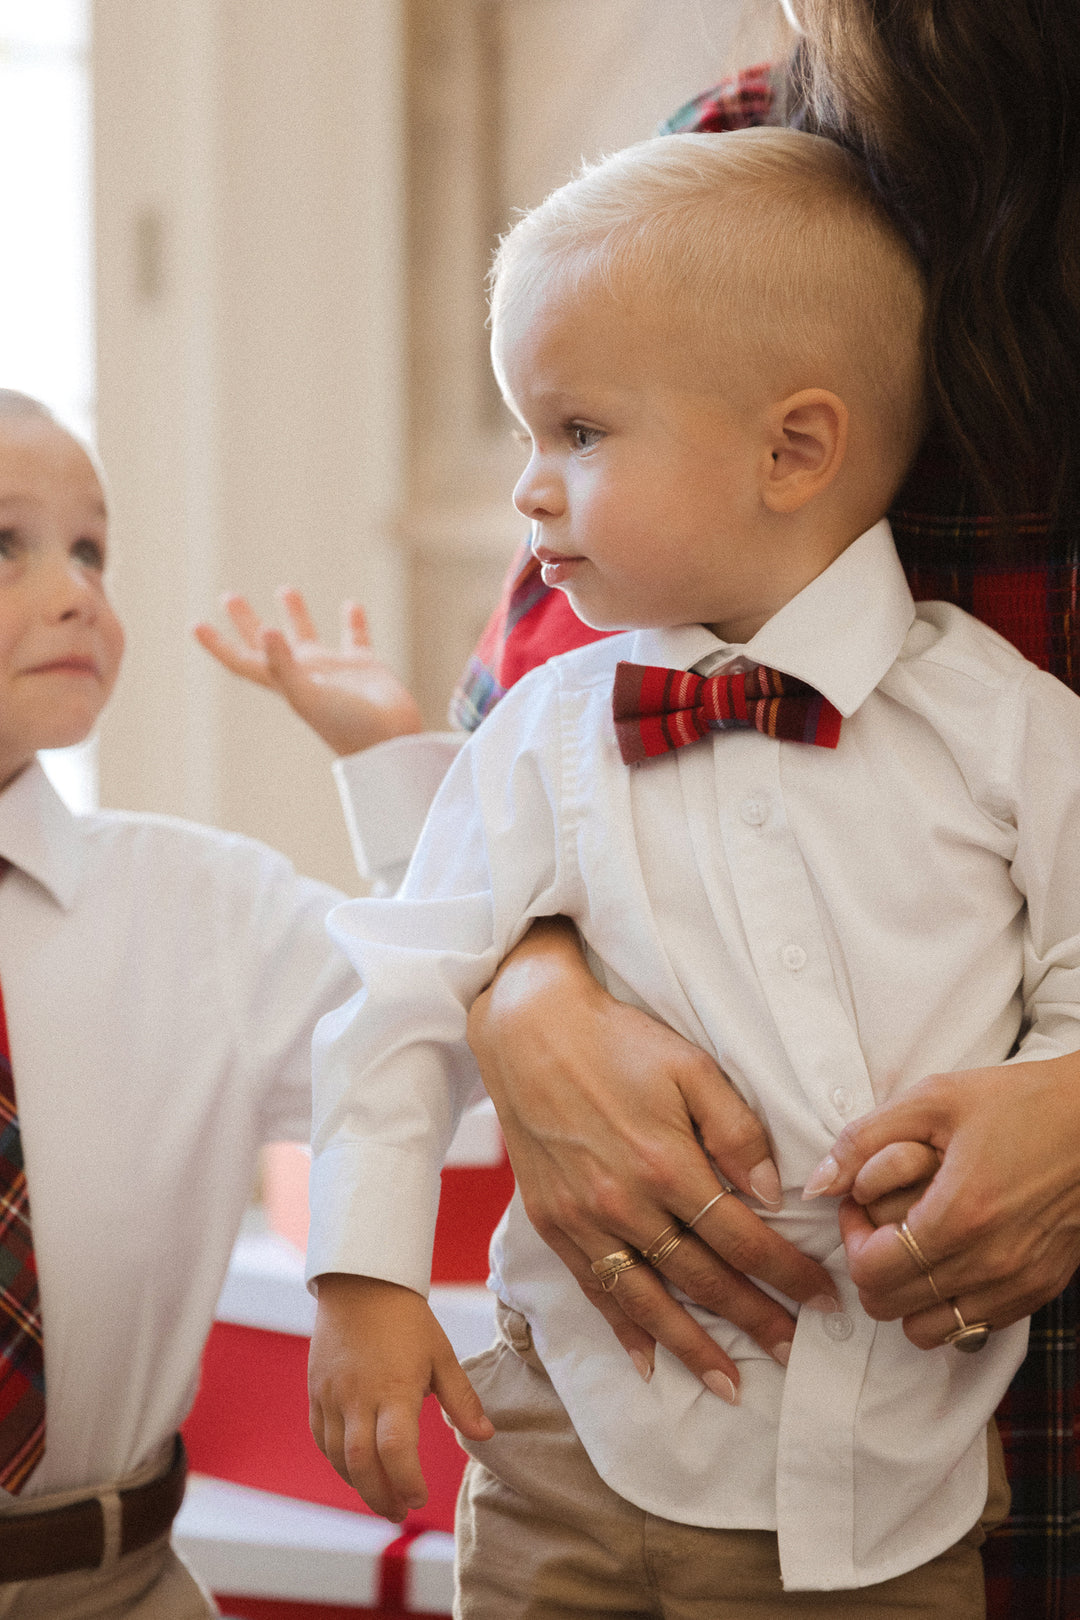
[0,492,107,518]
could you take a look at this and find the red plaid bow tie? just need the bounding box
[612,660,842,764]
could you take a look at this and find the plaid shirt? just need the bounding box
[452,66,1080,1617]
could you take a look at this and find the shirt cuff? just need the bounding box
[332,732,464,894]
[306,1139,443,1297]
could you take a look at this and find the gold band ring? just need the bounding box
[944,1303,992,1353]
[686,1191,727,1230]
[590,1248,644,1293]
[894,1220,934,1275]
[924,1269,944,1305]
[643,1223,686,1268]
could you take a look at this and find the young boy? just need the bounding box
[0,390,366,1618]
[304,127,1080,1616]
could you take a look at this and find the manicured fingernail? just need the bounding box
[703,1369,739,1405]
[803,1155,839,1199]
[630,1350,654,1384]
[748,1158,783,1209]
[807,1293,841,1314]
[772,1341,792,1368]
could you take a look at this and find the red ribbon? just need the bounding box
[378,1517,430,1610]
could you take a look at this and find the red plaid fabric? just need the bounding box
[612,660,841,763]
[0,961,44,1493]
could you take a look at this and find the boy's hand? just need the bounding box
[194,589,423,755]
[308,1273,493,1521]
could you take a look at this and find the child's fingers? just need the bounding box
[192,622,272,686]
[343,600,372,651]
[852,1142,941,1207]
[371,1400,428,1518]
[277,586,320,645]
[223,594,268,651]
[431,1351,495,1443]
[262,627,304,687]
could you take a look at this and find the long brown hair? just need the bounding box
[795,0,1080,516]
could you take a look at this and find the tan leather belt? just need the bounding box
[0,1435,187,1583]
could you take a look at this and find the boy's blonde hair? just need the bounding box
[491,128,927,486]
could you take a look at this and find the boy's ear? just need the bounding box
[760,389,847,513]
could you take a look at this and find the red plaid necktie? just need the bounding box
[613,660,842,764]
[0,953,45,1492]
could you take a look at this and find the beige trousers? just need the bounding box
[455,1302,1011,1620]
[0,1445,217,1620]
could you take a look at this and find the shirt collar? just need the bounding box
[627,519,915,718]
[0,758,87,911]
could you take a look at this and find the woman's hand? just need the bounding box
[194,588,423,755]
[468,918,841,1396]
[806,1054,1080,1348]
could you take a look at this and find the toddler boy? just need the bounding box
[306,129,1079,1615]
[0,390,362,1619]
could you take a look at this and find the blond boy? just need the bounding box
[0,392,364,1619]
[305,130,1078,1616]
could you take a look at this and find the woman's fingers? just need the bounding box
[683,1191,836,1309]
[673,1051,782,1209]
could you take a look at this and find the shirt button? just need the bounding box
[781,944,807,972]
[823,1311,854,1342]
[740,797,768,827]
[831,1087,853,1115]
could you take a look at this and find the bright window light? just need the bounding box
[0,0,96,809]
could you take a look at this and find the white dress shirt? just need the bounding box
[308,520,1080,1591]
[0,760,355,1503]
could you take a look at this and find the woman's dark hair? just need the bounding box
[795,0,1080,516]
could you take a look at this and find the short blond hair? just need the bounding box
[491,128,927,486]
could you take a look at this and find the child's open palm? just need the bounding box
[194,588,423,755]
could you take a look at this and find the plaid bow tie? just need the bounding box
[612,660,842,764]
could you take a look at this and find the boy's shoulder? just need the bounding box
[72,804,344,911]
[904,599,1043,689]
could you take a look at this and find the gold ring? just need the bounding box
[943,1303,991,1353]
[686,1191,727,1230]
[924,1269,944,1305]
[643,1223,686,1268]
[894,1220,934,1275]
[590,1248,644,1293]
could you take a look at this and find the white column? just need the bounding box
[93,0,408,893]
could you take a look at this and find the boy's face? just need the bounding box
[0,415,123,789]
[493,279,780,642]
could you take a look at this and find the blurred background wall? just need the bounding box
[3,0,791,894]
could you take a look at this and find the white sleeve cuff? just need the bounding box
[332,732,464,895]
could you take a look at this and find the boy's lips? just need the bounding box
[532,545,584,588]
[24,655,101,678]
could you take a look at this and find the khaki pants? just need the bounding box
[0,1445,217,1620]
[455,1302,1011,1620]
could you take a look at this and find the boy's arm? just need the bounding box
[308,1274,492,1520]
[304,676,566,1493]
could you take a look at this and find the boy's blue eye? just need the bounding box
[72,538,105,570]
[570,424,602,451]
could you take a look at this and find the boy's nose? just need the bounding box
[513,456,565,521]
[41,559,96,621]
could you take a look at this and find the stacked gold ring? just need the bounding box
[590,1248,644,1292]
[894,1221,944,1304]
[643,1223,686,1268]
[894,1221,991,1353]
